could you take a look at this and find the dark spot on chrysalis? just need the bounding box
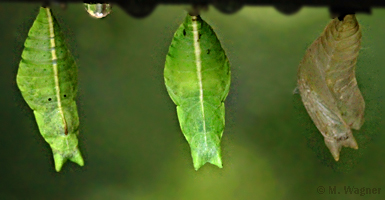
[183,29,186,36]
[64,94,67,97]
[207,49,211,54]
[48,98,52,101]
[337,136,349,142]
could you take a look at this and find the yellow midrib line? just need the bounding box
[45,7,68,135]
[191,16,208,147]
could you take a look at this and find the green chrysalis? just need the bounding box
[297,14,364,161]
[16,7,84,171]
[164,14,231,170]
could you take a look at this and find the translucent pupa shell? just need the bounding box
[297,14,364,161]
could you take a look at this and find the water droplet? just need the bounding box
[84,3,112,19]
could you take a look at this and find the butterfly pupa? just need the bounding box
[297,14,365,161]
[16,7,84,171]
[164,14,231,170]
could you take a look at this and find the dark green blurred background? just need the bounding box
[1,3,384,199]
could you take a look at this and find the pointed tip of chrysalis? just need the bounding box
[193,158,223,171]
[69,149,85,167]
[324,138,342,162]
[53,153,66,172]
[191,148,223,171]
[333,154,340,162]
[53,149,84,172]
[324,135,358,162]
[343,136,359,150]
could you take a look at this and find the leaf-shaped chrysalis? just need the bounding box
[297,14,365,161]
[164,14,231,170]
[16,7,84,171]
